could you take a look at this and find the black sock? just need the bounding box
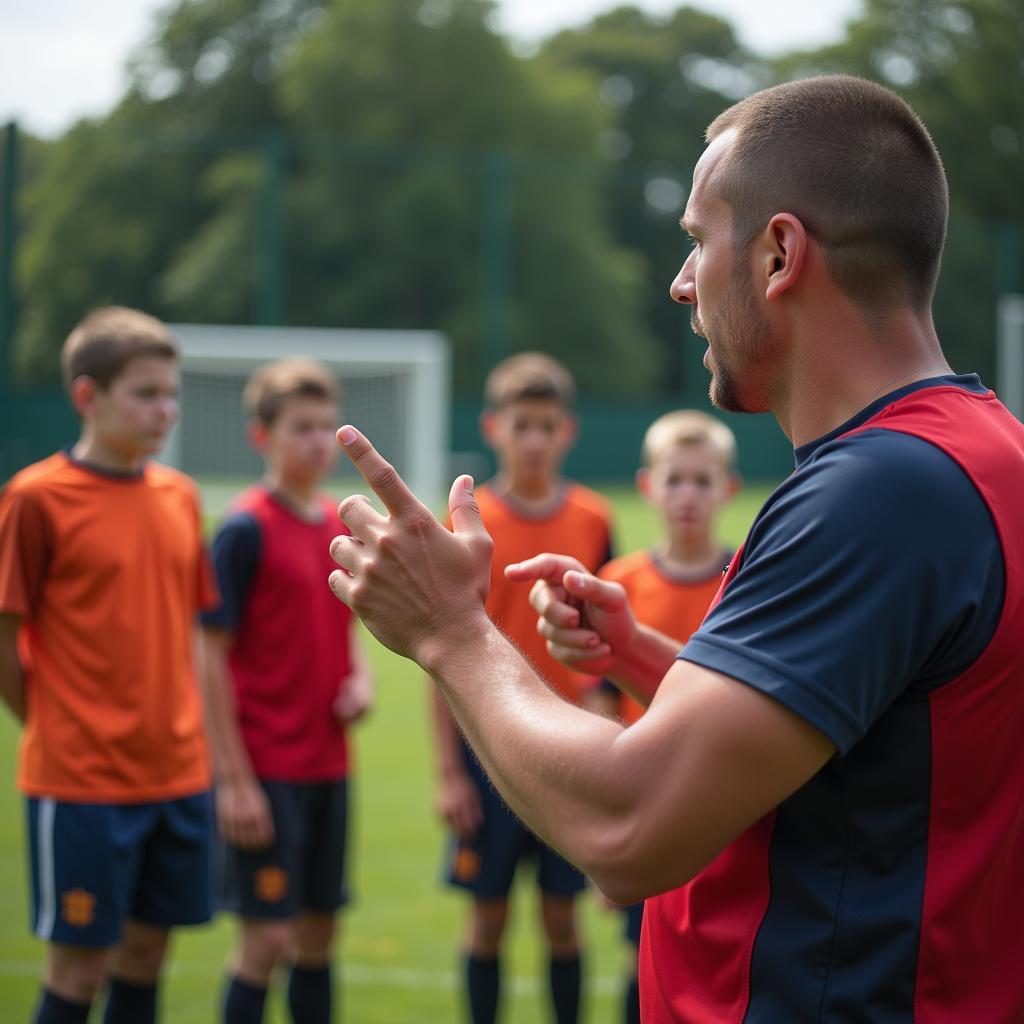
[625,975,641,1024]
[465,954,500,1024]
[102,977,156,1024]
[33,988,91,1024]
[223,975,268,1024]
[287,964,332,1024]
[549,953,581,1024]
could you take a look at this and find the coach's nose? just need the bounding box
[670,252,696,305]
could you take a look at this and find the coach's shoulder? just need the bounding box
[813,427,974,502]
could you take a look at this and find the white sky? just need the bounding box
[0,0,863,138]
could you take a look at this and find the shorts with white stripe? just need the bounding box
[26,794,213,948]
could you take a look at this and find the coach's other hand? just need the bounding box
[329,426,493,665]
[505,555,637,676]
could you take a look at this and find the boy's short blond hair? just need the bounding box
[61,306,178,392]
[485,352,576,410]
[243,358,340,426]
[642,410,737,471]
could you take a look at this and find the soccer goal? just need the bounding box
[997,294,1024,421]
[161,324,451,508]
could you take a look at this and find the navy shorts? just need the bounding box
[445,744,585,899]
[26,792,213,948]
[218,779,350,920]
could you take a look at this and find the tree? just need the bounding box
[542,5,768,395]
[12,0,324,381]
[161,0,660,395]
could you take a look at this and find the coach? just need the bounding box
[328,75,1024,1023]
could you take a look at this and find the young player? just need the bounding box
[200,358,373,1024]
[584,410,737,1024]
[0,307,216,1024]
[430,352,613,1024]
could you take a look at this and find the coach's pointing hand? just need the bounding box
[328,426,493,665]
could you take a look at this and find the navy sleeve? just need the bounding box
[680,429,1004,754]
[200,512,262,632]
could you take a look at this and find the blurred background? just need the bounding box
[1,3,1022,1020]
[2,0,1022,485]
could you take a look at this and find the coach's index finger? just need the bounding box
[337,425,422,518]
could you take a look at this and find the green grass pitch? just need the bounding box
[0,480,774,1022]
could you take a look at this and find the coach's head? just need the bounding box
[671,75,949,416]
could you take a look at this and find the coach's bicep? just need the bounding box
[607,660,835,901]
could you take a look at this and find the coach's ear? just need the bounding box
[760,212,808,302]
[635,466,651,501]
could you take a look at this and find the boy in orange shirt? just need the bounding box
[585,409,739,1024]
[0,308,216,1024]
[431,353,613,1024]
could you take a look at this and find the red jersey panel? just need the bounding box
[475,483,613,705]
[213,487,355,781]
[0,453,215,802]
[598,550,728,724]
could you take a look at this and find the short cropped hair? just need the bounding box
[642,410,737,471]
[485,353,576,410]
[61,306,178,391]
[243,357,340,426]
[706,75,948,310]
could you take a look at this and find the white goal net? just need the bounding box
[998,294,1024,421]
[161,324,450,509]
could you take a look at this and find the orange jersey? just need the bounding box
[473,483,614,704]
[598,548,731,725]
[0,452,216,802]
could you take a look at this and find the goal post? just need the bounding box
[997,294,1024,421]
[161,324,451,509]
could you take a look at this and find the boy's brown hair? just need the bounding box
[642,410,737,471]
[485,352,576,410]
[244,357,340,426]
[61,306,178,391]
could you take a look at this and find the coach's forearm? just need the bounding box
[420,616,644,899]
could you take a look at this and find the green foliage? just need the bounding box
[542,6,769,395]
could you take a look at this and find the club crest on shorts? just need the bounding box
[61,888,97,928]
[254,865,289,903]
[452,846,481,883]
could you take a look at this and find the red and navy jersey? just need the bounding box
[202,486,354,782]
[641,375,1024,1022]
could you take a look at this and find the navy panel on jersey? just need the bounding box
[200,511,261,632]
[681,377,1003,755]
